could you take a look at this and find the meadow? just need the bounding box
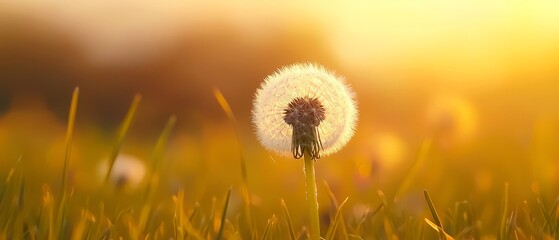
[1,1,559,239]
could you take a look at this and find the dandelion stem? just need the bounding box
[304,153,321,240]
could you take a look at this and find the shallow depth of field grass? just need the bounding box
[2,1,559,239]
[0,87,558,240]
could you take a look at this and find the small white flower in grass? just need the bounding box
[98,154,146,189]
[252,63,358,159]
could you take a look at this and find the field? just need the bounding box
[1,1,559,239]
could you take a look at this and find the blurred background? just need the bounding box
[1,0,559,234]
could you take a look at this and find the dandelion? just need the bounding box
[253,63,358,159]
[252,63,358,239]
[98,153,146,190]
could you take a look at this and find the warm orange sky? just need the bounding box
[1,1,559,124]
[3,1,558,89]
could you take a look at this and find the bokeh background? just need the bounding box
[1,0,559,235]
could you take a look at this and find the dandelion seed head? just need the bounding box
[98,154,146,189]
[252,63,358,158]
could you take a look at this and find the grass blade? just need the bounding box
[537,197,555,235]
[323,181,348,240]
[395,138,432,200]
[214,88,255,238]
[377,190,397,235]
[105,93,141,183]
[173,190,204,240]
[499,183,509,240]
[217,187,233,240]
[424,189,446,240]
[261,216,274,240]
[56,87,79,238]
[356,203,383,233]
[142,115,177,202]
[149,115,177,172]
[60,87,79,193]
[213,88,237,122]
[280,199,296,240]
[325,197,349,240]
[424,218,454,240]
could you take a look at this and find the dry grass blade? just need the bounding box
[217,188,233,240]
[424,189,446,240]
[261,215,275,240]
[71,208,90,240]
[356,203,383,233]
[0,156,21,209]
[94,203,105,238]
[323,181,348,240]
[105,93,142,183]
[536,196,556,235]
[173,190,204,240]
[377,190,397,235]
[323,181,340,213]
[240,156,254,239]
[138,204,152,236]
[39,186,55,240]
[325,197,349,240]
[424,218,455,240]
[280,199,296,240]
[213,88,237,122]
[60,87,79,194]
[552,197,559,237]
[214,87,254,238]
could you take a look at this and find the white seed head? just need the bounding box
[98,154,146,189]
[252,63,358,158]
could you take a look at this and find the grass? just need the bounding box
[1,89,559,239]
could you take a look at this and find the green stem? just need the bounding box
[304,153,320,239]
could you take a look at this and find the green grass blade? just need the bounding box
[56,87,79,238]
[424,189,446,240]
[217,187,232,240]
[104,93,141,183]
[149,115,177,171]
[143,115,177,202]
